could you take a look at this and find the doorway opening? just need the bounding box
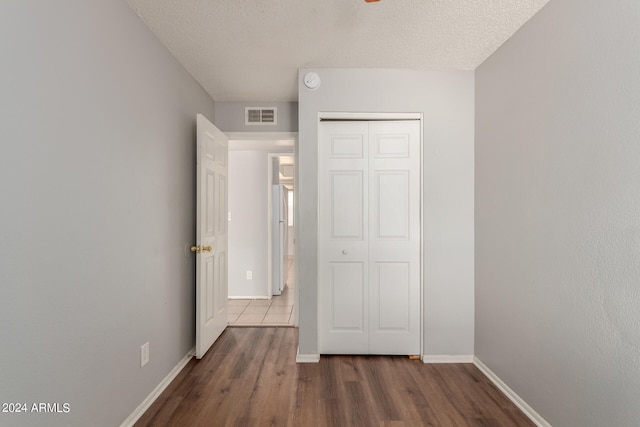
[225,133,297,327]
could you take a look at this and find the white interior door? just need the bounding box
[367,121,421,354]
[195,114,228,359]
[318,119,421,355]
[319,122,370,353]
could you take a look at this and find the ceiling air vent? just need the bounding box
[245,107,277,126]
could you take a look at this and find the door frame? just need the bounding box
[226,132,298,326]
[316,112,424,357]
[266,151,294,298]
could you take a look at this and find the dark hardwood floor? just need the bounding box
[135,327,534,427]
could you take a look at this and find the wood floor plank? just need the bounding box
[135,328,535,427]
[385,357,441,426]
[290,362,320,427]
[415,364,471,426]
[342,356,391,424]
[197,329,274,427]
[254,329,297,426]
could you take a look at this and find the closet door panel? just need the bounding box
[319,122,369,354]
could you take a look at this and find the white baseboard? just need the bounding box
[473,357,551,427]
[120,347,195,427]
[422,354,474,363]
[296,347,320,363]
[228,296,270,300]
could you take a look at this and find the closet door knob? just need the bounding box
[342,249,349,255]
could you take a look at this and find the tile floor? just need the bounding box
[228,258,294,327]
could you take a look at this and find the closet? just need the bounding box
[318,118,421,355]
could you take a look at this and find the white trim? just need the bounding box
[318,112,421,121]
[226,131,297,141]
[473,357,552,427]
[296,347,320,363]
[227,132,296,152]
[267,153,275,298]
[228,295,270,300]
[422,355,474,364]
[419,112,424,360]
[120,348,195,427]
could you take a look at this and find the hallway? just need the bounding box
[228,258,294,326]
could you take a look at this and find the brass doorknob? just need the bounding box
[191,245,212,254]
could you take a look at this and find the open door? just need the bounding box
[194,114,228,359]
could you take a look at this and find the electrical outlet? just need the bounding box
[140,342,150,367]
[246,270,253,280]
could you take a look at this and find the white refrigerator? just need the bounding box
[272,185,288,296]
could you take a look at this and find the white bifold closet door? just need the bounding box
[318,120,421,355]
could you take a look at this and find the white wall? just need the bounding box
[475,0,640,425]
[0,1,215,426]
[288,225,295,257]
[228,151,270,297]
[297,69,475,357]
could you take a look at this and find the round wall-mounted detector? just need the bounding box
[303,72,321,90]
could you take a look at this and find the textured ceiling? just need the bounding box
[124,0,550,102]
